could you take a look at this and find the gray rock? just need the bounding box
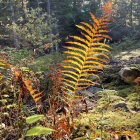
[113,103,129,112]
[135,58,140,64]
[79,90,95,98]
[76,86,102,98]
[86,86,102,94]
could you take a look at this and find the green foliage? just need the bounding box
[28,52,66,73]
[94,89,124,110]
[7,103,17,109]
[0,1,140,139]
[25,126,55,136]
[55,0,101,39]
[111,36,140,56]
[7,6,59,49]
[0,47,30,65]
[26,115,44,124]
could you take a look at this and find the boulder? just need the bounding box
[86,86,102,94]
[119,66,140,84]
[135,55,140,64]
[113,103,129,112]
[76,86,102,98]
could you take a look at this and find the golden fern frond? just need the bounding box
[61,0,113,116]
[0,59,5,78]
[22,76,43,104]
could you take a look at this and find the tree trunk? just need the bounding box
[130,0,133,28]
[46,0,54,51]
[10,0,19,48]
[37,0,40,7]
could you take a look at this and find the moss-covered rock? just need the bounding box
[119,66,140,84]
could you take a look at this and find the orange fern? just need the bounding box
[2,59,43,107]
[61,0,113,116]
[22,76,43,104]
[0,59,5,78]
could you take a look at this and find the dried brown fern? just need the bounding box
[61,0,113,116]
[46,64,72,139]
[2,59,43,109]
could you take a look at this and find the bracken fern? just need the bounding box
[2,59,43,109]
[0,59,5,78]
[61,0,113,116]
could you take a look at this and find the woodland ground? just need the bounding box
[0,38,140,139]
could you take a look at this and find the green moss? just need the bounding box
[74,88,140,137]
[130,64,140,71]
[126,93,140,110]
[75,110,140,138]
[103,81,116,89]
[94,90,125,111]
[104,111,140,133]
[111,38,140,56]
[117,86,135,97]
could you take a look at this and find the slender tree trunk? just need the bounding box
[46,0,52,37]
[47,0,51,16]
[55,27,59,51]
[37,0,40,7]
[130,0,133,28]
[36,0,41,17]
[46,0,54,51]
[21,0,24,9]
[10,0,19,48]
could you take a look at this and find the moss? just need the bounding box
[74,88,140,137]
[94,90,125,111]
[130,64,140,71]
[126,93,140,111]
[75,110,140,137]
[103,81,116,89]
[111,38,140,57]
[104,111,140,133]
[117,86,135,97]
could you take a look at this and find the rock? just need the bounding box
[113,103,129,112]
[110,59,120,64]
[129,55,140,64]
[79,90,95,98]
[86,86,102,94]
[119,66,140,84]
[76,87,102,98]
[135,58,140,64]
[75,86,102,99]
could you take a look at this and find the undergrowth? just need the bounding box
[0,1,140,140]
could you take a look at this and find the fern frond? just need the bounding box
[61,0,113,116]
[22,76,43,104]
[1,59,42,110]
[76,25,94,37]
[86,57,108,64]
[0,59,5,78]
[80,22,96,34]
[67,41,88,50]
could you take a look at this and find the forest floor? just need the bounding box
[71,42,140,139]
[0,39,140,139]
